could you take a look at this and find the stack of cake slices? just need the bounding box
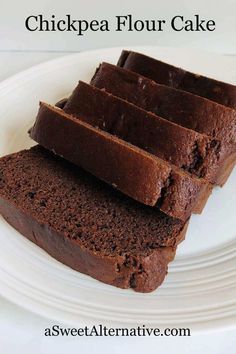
[0,51,235,292]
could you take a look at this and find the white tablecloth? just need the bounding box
[0,51,236,354]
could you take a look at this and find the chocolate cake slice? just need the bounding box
[117,51,236,109]
[64,81,218,184]
[90,63,236,185]
[29,102,212,220]
[0,146,189,292]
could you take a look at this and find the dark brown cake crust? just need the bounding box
[64,80,219,184]
[91,63,236,186]
[55,98,68,109]
[0,146,188,292]
[29,103,212,220]
[117,50,236,109]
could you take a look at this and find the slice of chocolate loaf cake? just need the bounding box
[117,50,236,109]
[0,146,189,292]
[63,81,219,184]
[29,102,212,220]
[90,63,236,186]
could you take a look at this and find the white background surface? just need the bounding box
[0,0,236,352]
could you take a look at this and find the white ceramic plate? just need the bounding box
[0,46,236,333]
